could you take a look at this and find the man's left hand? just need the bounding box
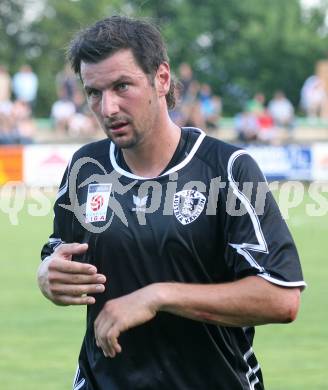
[94,284,159,358]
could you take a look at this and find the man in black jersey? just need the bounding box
[37,16,305,389]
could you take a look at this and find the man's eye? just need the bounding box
[116,83,128,91]
[86,89,101,98]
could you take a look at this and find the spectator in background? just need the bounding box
[12,100,36,143]
[257,108,276,143]
[0,100,34,144]
[73,89,88,114]
[246,92,265,115]
[235,93,266,143]
[198,83,222,131]
[170,63,205,129]
[0,107,15,144]
[235,105,277,145]
[268,90,294,131]
[69,90,98,137]
[12,65,38,110]
[168,83,186,126]
[234,110,259,143]
[51,88,76,134]
[51,88,98,137]
[56,64,78,102]
[180,80,205,128]
[300,75,327,118]
[0,65,11,103]
[178,62,194,100]
[241,92,280,144]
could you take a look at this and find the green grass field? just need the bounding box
[0,187,327,389]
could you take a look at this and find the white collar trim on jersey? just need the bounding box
[109,127,206,180]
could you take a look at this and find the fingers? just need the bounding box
[55,242,88,257]
[50,281,105,297]
[94,303,123,358]
[48,280,104,306]
[52,294,96,306]
[51,243,97,274]
[40,242,107,306]
[49,271,106,285]
[95,323,122,358]
[110,336,122,357]
[105,334,122,358]
[48,259,98,275]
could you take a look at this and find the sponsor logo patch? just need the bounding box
[173,190,206,225]
[90,194,104,211]
[132,195,148,212]
[85,183,112,223]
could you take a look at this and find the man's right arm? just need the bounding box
[37,242,106,306]
[38,161,106,306]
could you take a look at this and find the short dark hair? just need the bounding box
[68,15,176,109]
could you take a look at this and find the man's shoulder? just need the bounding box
[199,135,266,183]
[202,134,240,154]
[72,138,110,162]
[196,132,243,171]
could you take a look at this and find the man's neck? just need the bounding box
[122,118,181,178]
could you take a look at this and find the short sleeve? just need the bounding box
[222,150,306,289]
[40,165,73,261]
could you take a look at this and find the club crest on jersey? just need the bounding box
[173,190,206,225]
[85,183,112,223]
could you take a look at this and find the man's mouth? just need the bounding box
[109,121,129,131]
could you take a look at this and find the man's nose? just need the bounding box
[101,90,119,117]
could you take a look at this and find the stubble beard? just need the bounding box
[104,124,142,150]
[112,133,140,149]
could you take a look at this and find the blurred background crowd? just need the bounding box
[1,0,328,146]
[1,60,328,146]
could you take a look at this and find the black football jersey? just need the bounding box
[41,128,305,390]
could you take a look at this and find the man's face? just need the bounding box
[80,49,161,149]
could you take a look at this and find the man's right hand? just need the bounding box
[37,243,106,306]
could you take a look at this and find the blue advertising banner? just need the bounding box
[245,145,313,180]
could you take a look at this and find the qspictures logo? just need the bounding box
[0,156,328,228]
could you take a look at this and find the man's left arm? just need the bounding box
[153,276,301,327]
[94,276,300,357]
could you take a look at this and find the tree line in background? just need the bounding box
[1,0,328,116]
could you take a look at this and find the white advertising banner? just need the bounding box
[312,143,328,181]
[23,144,82,186]
[246,145,290,178]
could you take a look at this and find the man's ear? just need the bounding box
[155,62,171,98]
